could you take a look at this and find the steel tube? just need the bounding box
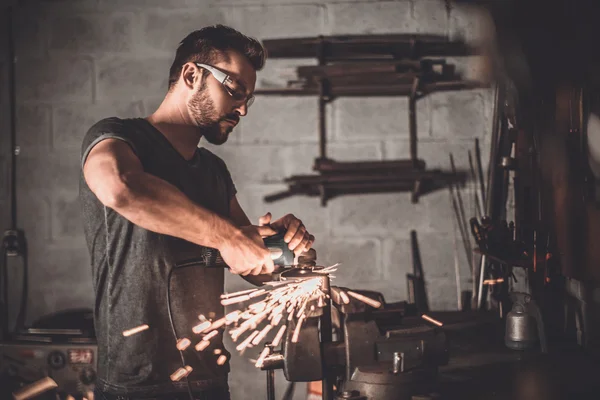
[320,275,334,400]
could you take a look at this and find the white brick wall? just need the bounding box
[7,1,494,398]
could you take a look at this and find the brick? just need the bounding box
[426,277,462,311]
[263,142,382,177]
[430,91,486,138]
[27,246,94,321]
[201,143,288,183]
[383,138,490,180]
[383,233,472,310]
[16,105,52,152]
[16,57,93,103]
[331,193,429,237]
[383,233,470,279]
[138,9,226,54]
[240,97,319,144]
[13,12,47,58]
[412,0,449,35]
[333,97,430,141]
[51,190,86,242]
[234,183,331,238]
[327,2,413,35]
[15,194,52,244]
[53,101,144,150]
[449,4,494,45]
[96,56,172,101]
[49,13,135,53]
[228,5,325,40]
[17,153,80,194]
[316,237,382,288]
[421,188,479,234]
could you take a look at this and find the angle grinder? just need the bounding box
[243,233,322,285]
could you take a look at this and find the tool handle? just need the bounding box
[263,232,295,267]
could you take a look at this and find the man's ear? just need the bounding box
[181,63,200,90]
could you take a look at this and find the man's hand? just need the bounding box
[259,212,315,256]
[219,225,276,276]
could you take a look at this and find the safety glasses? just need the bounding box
[195,63,255,108]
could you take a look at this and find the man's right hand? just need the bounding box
[219,226,276,276]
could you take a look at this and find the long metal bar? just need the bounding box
[409,78,419,167]
[254,80,481,97]
[7,7,17,229]
[318,79,327,160]
[266,369,275,400]
[320,275,334,400]
[450,154,473,273]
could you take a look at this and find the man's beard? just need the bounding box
[188,87,237,145]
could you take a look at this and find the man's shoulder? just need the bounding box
[87,117,138,135]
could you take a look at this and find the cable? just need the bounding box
[167,259,206,400]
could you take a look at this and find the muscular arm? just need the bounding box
[83,138,242,251]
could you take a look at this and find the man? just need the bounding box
[79,25,314,399]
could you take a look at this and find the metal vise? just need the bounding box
[260,285,449,400]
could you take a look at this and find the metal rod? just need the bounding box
[7,7,17,229]
[320,275,334,400]
[409,78,420,167]
[318,78,327,160]
[450,154,473,273]
[266,369,275,400]
[476,255,487,309]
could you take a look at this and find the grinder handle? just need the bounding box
[263,232,295,267]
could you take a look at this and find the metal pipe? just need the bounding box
[266,369,275,400]
[7,7,17,229]
[320,275,334,400]
[318,78,327,160]
[476,255,487,309]
[409,78,420,167]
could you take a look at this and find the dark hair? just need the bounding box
[168,25,266,90]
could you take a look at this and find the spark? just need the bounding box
[195,340,210,352]
[483,278,505,285]
[176,338,191,351]
[291,314,306,343]
[271,324,287,347]
[217,355,228,366]
[421,314,444,327]
[255,346,271,368]
[203,330,218,341]
[192,321,211,334]
[347,290,382,309]
[122,324,149,337]
[170,366,192,381]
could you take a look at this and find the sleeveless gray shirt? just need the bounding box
[79,117,235,395]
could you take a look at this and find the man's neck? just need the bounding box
[146,102,201,161]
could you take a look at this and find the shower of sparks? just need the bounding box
[163,263,391,376]
[222,275,329,363]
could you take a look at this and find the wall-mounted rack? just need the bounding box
[256,34,482,205]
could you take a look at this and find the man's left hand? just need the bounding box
[258,212,315,256]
